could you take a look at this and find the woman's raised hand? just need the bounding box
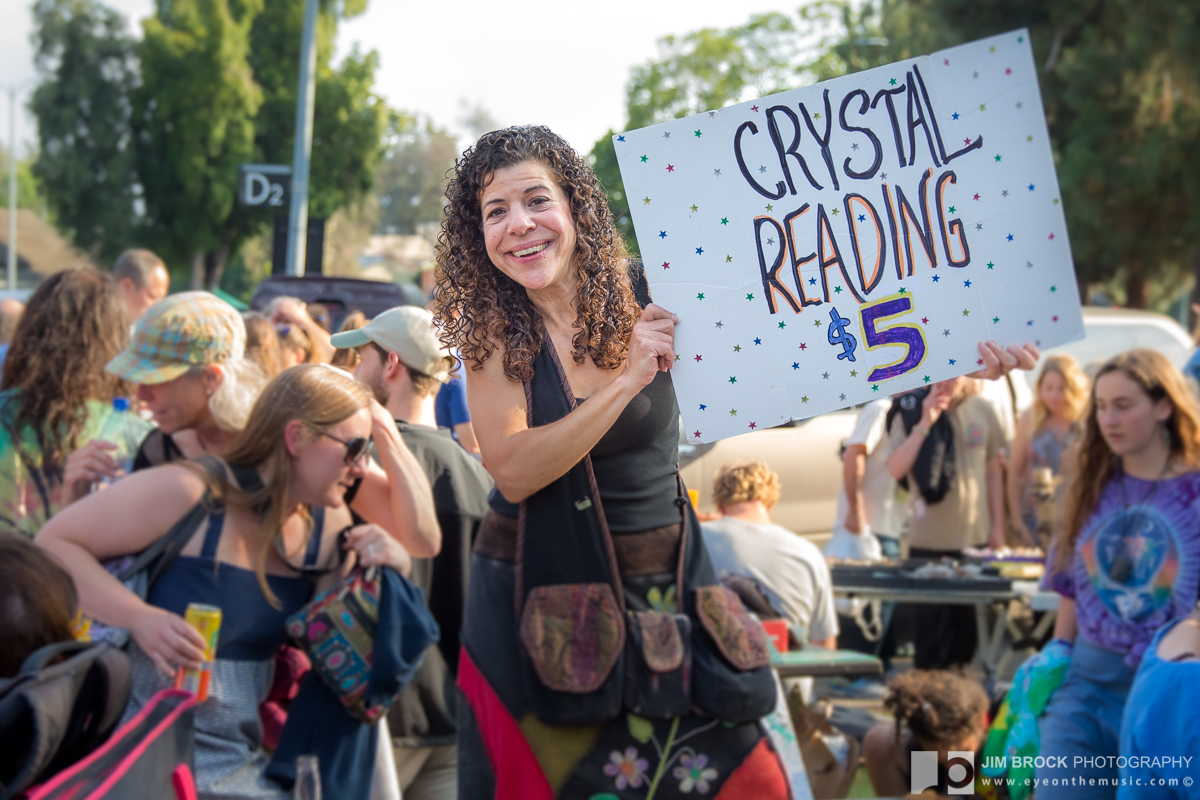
[344,523,412,577]
[970,340,1040,381]
[61,439,121,505]
[623,304,679,388]
[130,605,207,674]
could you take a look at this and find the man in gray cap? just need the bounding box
[331,306,492,800]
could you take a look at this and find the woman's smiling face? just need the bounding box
[479,161,578,295]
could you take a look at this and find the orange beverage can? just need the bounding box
[175,603,221,701]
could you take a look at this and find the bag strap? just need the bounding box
[116,455,223,588]
[16,641,95,675]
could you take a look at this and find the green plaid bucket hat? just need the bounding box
[106,291,246,384]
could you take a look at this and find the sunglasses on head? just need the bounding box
[322,432,371,465]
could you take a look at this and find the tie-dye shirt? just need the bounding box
[0,389,152,539]
[1043,471,1200,668]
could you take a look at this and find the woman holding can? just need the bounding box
[38,364,439,799]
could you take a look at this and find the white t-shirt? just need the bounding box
[701,517,839,643]
[834,399,902,537]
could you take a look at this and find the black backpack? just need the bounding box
[0,641,131,799]
[886,388,957,505]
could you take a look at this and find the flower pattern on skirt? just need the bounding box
[603,746,650,790]
[673,752,718,794]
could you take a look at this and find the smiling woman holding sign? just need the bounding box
[436,126,795,800]
[434,125,1037,800]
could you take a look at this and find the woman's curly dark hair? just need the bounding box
[0,266,132,474]
[434,126,637,382]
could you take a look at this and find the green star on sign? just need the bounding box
[994,154,1002,162]
[834,286,842,294]
[889,78,897,86]
[1051,286,1057,292]
[765,204,773,211]
[898,286,908,294]
[872,384,880,391]
[733,345,742,352]
[924,375,931,383]
[814,319,822,327]
[987,262,994,269]
[730,408,737,416]
[778,321,787,329]
[726,255,732,263]
[674,354,680,361]
[948,206,956,213]
[850,370,857,377]
[993,316,1000,323]
[640,155,648,163]
[697,293,705,300]
[694,130,702,137]
[720,217,729,225]
[643,197,651,205]
[801,396,808,403]
[729,376,737,384]
[963,309,970,316]
[690,204,698,212]
[746,293,754,301]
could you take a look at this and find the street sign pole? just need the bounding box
[284,0,319,277]
[7,85,17,291]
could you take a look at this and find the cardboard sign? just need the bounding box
[615,29,1083,443]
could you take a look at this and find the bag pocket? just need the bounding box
[623,610,692,719]
[518,582,624,726]
[690,585,776,723]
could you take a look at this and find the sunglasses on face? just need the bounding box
[322,432,371,465]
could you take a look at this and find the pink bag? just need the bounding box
[26,689,197,800]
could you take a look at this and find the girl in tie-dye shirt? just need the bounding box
[1037,350,1200,800]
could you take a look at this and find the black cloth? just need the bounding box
[887,389,956,504]
[908,547,978,669]
[131,428,184,471]
[388,420,493,747]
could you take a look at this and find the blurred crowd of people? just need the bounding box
[1,124,1199,800]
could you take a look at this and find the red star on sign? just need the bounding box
[662,261,670,269]
[694,430,702,438]
[973,193,980,200]
[751,105,759,112]
[666,165,675,172]
[799,343,807,350]
[964,138,971,145]
[694,354,702,362]
[1048,233,1055,240]
[944,58,950,65]
[921,317,929,324]
[1005,68,1012,75]
[1053,315,1059,322]
[977,359,984,366]
[749,422,757,429]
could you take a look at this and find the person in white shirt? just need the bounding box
[832,399,905,561]
[701,459,839,649]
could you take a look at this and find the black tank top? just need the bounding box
[488,263,681,532]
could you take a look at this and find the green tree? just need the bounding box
[374,114,457,235]
[133,0,263,289]
[28,0,139,264]
[0,148,44,212]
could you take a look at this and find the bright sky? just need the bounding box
[2,0,806,157]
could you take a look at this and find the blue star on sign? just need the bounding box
[932,275,940,282]
[1007,234,1014,241]
[699,404,706,410]
[858,214,866,222]
[792,362,799,369]
[659,231,667,239]
[617,135,625,142]
[808,277,817,286]
[695,247,704,255]
[952,112,960,120]
[964,280,971,287]
[949,359,956,365]
[754,338,762,345]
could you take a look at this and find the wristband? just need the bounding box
[914,423,932,436]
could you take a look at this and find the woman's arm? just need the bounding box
[1008,409,1034,543]
[886,390,951,481]
[467,304,677,503]
[36,465,209,672]
[1052,596,1077,641]
[349,400,440,558]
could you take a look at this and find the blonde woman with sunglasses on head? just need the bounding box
[38,365,439,800]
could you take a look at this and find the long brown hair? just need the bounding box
[1055,349,1200,570]
[434,126,637,383]
[0,534,79,677]
[200,364,371,605]
[0,267,131,472]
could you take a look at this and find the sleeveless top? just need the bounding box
[125,505,324,800]
[488,264,682,532]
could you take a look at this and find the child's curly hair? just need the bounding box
[885,670,988,749]
[712,460,782,510]
[433,126,637,383]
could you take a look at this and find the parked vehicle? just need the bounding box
[250,275,424,330]
[681,306,1193,541]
